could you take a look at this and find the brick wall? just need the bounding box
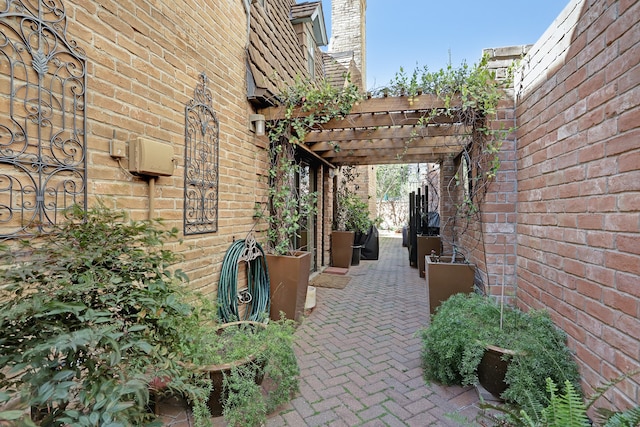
[457,48,521,301]
[0,0,311,295]
[515,0,639,409]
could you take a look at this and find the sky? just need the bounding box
[318,0,570,90]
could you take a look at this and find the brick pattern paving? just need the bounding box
[266,234,482,427]
[159,234,483,426]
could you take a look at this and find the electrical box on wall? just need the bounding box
[129,137,174,177]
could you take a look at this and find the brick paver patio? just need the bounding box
[160,233,485,426]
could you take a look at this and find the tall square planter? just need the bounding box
[266,251,311,322]
[425,256,475,314]
[417,235,442,278]
[331,231,355,268]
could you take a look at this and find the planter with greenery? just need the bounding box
[330,229,354,268]
[175,316,299,427]
[0,204,209,426]
[255,77,360,314]
[419,293,582,415]
[332,165,375,267]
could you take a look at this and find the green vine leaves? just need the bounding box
[375,54,518,241]
[260,76,361,255]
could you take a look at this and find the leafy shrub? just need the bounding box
[194,318,300,427]
[419,293,581,415]
[0,205,206,426]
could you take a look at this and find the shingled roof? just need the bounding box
[323,51,363,90]
[247,0,311,106]
[290,1,328,46]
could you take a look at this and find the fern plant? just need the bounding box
[479,372,640,427]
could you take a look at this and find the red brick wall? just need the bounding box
[459,92,518,301]
[515,0,639,409]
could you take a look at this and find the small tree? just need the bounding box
[376,164,410,228]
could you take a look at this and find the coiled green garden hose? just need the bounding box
[217,236,270,322]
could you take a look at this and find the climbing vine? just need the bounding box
[374,54,517,256]
[258,77,361,255]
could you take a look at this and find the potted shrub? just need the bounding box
[172,316,299,427]
[332,166,374,267]
[260,138,315,322]
[0,204,209,426]
[419,293,582,416]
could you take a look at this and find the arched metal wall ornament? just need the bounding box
[0,0,87,240]
[184,72,219,235]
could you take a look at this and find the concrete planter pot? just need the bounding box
[425,255,475,314]
[331,231,355,268]
[266,251,311,322]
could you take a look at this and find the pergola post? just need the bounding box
[439,154,458,255]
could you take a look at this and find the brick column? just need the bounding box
[439,155,457,255]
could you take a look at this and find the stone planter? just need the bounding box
[266,251,311,322]
[425,255,475,314]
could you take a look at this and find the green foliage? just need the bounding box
[179,318,300,427]
[596,406,640,427]
[222,363,266,427]
[261,77,361,255]
[0,205,300,427]
[482,373,640,427]
[419,293,581,416]
[376,164,410,202]
[543,379,590,427]
[261,141,318,255]
[0,204,206,426]
[334,166,374,233]
[376,55,518,254]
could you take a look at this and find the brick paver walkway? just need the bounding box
[160,233,484,426]
[266,233,482,427]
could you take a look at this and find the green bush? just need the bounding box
[0,205,207,426]
[178,317,300,427]
[419,293,582,415]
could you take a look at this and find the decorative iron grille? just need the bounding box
[184,72,219,235]
[0,0,87,240]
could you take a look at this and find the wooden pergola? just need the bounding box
[262,94,472,167]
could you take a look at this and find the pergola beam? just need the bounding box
[304,124,470,143]
[261,94,458,121]
[310,136,464,152]
[261,94,470,166]
[315,111,461,130]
